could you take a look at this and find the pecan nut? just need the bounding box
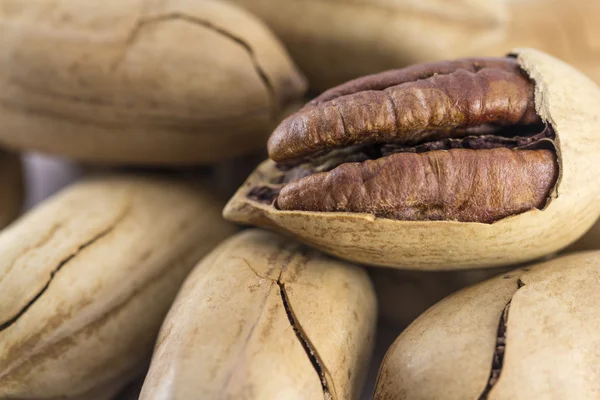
[269,57,557,224]
[224,49,600,270]
[0,176,235,399]
[374,251,600,399]
[140,230,376,400]
[0,0,306,165]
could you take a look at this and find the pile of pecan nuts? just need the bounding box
[1,1,599,399]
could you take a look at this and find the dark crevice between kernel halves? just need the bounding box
[478,278,525,399]
[248,123,557,206]
[280,122,554,183]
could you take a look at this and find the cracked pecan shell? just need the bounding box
[224,49,600,270]
[0,149,22,229]
[0,176,235,399]
[374,251,600,400]
[0,0,306,165]
[139,230,377,400]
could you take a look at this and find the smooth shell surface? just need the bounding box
[140,229,377,400]
[0,149,22,228]
[0,0,306,165]
[0,176,235,399]
[374,251,600,400]
[224,49,600,270]
[228,0,600,90]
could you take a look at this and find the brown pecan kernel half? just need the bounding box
[277,149,556,224]
[255,58,559,224]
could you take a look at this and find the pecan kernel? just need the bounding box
[256,58,559,224]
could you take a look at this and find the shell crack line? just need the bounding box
[277,280,336,400]
[478,279,526,399]
[0,207,130,333]
[114,13,277,116]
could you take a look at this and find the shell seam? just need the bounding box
[278,280,336,400]
[113,13,277,117]
[0,223,62,285]
[0,204,131,334]
[477,278,525,399]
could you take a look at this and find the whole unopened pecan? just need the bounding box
[224,49,600,270]
[0,176,235,399]
[140,230,376,400]
[228,0,600,91]
[0,0,306,165]
[374,251,600,399]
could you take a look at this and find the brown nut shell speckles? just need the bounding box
[0,177,235,399]
[224,49,600,270]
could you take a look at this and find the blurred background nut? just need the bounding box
[225,49,600,270]
[140,229,377,400]
[228,0,600,91]
[211,150,267,200]
[0,176,235,399]
[564,218,600,254]
[0,0,306,165]
[0,149,22,228]
[374,251,600,400]
[369,266,512,329]
[112,375,145,400]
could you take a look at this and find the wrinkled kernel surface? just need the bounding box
[276,149,557,223]
[254,57,559,224]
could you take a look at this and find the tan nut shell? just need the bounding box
[0,0,306,165]
[224,49,600,270]
[370,266,512,328]
[228,0,600,91]
[0,176,236,399]
[374,251,600,400]
[0,149,22,228]
[140,229,377,400]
